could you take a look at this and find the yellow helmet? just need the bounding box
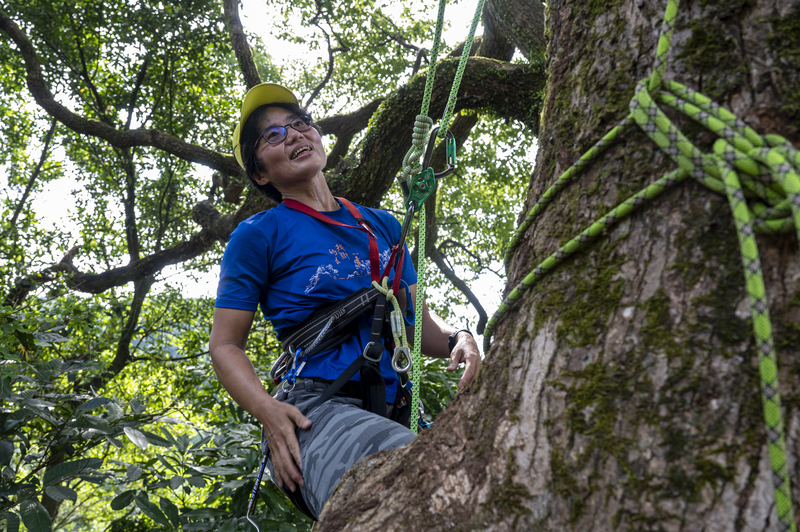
[232,83,299,169]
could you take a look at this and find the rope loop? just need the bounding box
[372,277,409,349]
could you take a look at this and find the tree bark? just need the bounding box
[318,0,800,530]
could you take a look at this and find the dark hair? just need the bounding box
[240,102,322,203]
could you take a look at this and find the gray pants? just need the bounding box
[266,379,416,519]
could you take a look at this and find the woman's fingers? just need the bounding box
[448,335,481,388]
[459,350,481,388]
[262,402,312,492]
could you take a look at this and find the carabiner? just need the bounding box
[422,126,457,179]
[392,346,412,374]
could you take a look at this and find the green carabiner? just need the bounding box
[446,136,457,166]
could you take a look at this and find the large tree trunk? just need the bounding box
[318,0,800,530]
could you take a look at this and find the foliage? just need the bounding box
[0,300,309,532]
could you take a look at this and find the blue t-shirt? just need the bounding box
[215,200,417,402]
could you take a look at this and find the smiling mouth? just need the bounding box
[290,146,312,160]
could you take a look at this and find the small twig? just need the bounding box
[305,21,349,107]
[438,238,485,272]
[4,118,57,235]
[429,247,488,332]
[130,350,209,363]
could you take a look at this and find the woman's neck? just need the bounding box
[279,174,339,211]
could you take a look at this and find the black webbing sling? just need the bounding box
[307,290,389,413]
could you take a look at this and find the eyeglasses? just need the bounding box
[255,116,313,148]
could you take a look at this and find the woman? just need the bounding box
[209,83,481,520]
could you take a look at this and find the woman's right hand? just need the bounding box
[209,308,313,492]
[259,397,312,492]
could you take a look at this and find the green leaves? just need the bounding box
[129,397,146,416]
[126,464,143,481]
[44,485,78,504]
[0,440,13,466]
[19,500,51,532]
[2,512,21,532]
[134,492,171,528]
[110,490,135,511]
[43,458,103,486]
[123,427,149,450]
[77,397,111,412]
[159,496,181,527]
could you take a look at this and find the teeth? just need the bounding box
[292,146,311,160]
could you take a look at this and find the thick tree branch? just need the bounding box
[329,57,544,208]
[122,149,141,262]
[4,226,217,303]
[0,10,241,176]
[319,98,385,171]
[89,276,155,390]
[484,0,545,60]
[222,0,261,89]
[154,166,176,252]
[479,0,516,61]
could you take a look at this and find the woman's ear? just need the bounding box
[252,157,269,186]
[253,172,270,186]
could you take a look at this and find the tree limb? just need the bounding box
[327,57,544,207]
[484,0,545,60]
[0,10,241,176]
[305,23,339,108]
[222,0,261,89]
[89,276,155,390]
[319,98,385,171]
[429,247,488,333]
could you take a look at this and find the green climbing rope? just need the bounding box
[485,0,799,528]
[397,0,485,434]
[411,205,425,434]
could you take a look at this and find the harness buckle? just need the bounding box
[362,341,383,363]
[392,346,412,374]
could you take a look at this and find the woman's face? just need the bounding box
[252,107,327,191]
